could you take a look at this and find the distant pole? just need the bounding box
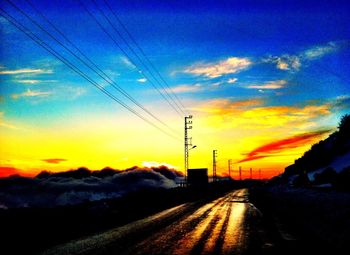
[239,166,242,181]
[213,150,217,182]
[228,159,232,179]
[250,167,253,179]
[184,115,193,185]
[259,169,261,180]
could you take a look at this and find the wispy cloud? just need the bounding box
[263,55,301,71]
[0,122,19,130]
[60,86,86,100]
[11,89,53,100]
[212,81,224,87]
[15,79,40,84]
[247,80,287,89]
[0,68,53,75]
[237,129,331,163]
[10,86,85,102]
[0,112,20,130]
[184,57,252,78]
[227,78,238,84]
[331,95,350,110]
[42,158,67,164]
[137,78,147,83]
[303,41,340,60]
[120,56,135,69]
[15,79,57,84]
[263,41,345,71]
[167,84,202,93]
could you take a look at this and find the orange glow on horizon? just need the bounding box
[0,97,337,180]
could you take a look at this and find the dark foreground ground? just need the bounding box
[0,181,238,255]
[42,186,350,255]
[1,182,349,255]
[42,189,271,255]
[250,186,350,255]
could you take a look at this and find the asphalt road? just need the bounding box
[43,189,271,255]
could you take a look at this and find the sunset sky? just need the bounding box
[0,0,349,178]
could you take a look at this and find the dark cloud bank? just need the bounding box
[0,166,183,208]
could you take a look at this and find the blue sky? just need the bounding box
[0,0,349,177]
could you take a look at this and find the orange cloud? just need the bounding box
[42,158,67,164]
[193,98,333,130]
[192,98,264,114]
[237,129,331,163]
[196,98,331,117]
[0,166,21,177]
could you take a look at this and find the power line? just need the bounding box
[7,0,180,138]
[101,0,189,115]
[95,0,187,116]
[78,0,184,118]
[0,6,182,142]
[21,0,180,138]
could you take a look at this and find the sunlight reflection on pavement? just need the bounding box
[43,189,261,255]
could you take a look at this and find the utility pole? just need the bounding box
[228,159,232,179]
[259,169,261,180]
[239,166,242,181]
[250,167,253,179]
[213,150,217,182]
[184,115,193,185]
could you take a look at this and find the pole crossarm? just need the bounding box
[184,115,193,184]
[213,150,217,182]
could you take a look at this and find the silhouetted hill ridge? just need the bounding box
[284,114,350,178]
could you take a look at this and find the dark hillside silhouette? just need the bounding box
[283,114,350,189]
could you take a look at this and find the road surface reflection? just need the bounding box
[43,189,260,255]
[172,189,248,255]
